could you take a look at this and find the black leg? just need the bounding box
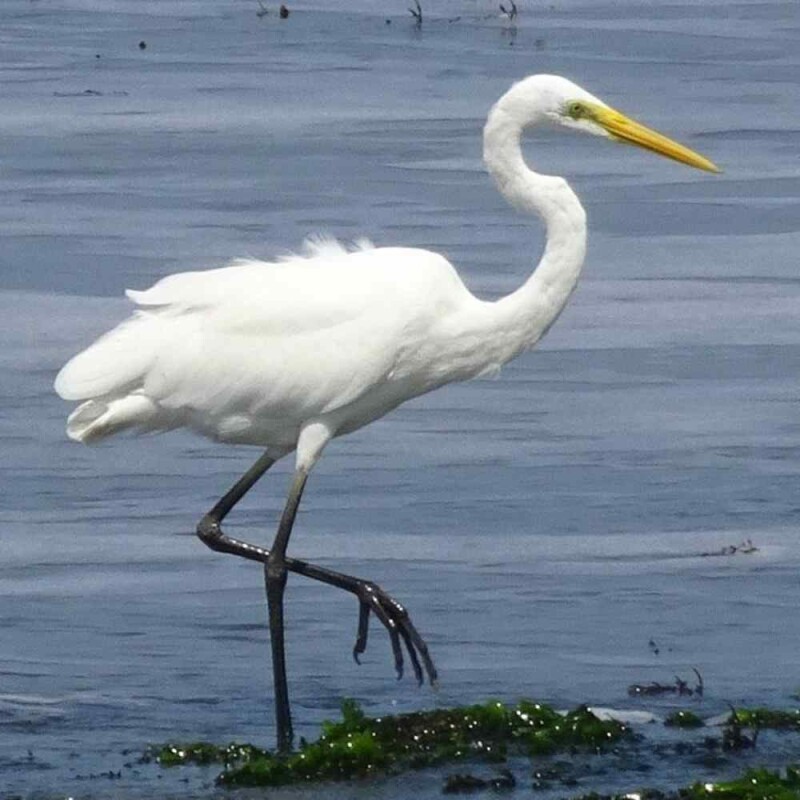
[264,469,307,754]
[194,451,437,751]
[197,449,276,535]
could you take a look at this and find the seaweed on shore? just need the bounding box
[149,698,629,786]
[146,700,800,790]
[568,765,800,800]
[727,708,800,731]
[664,710,705,729]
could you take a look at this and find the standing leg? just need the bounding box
[195,449,436,752]
[198,472,437,687]
[264,468,308,754]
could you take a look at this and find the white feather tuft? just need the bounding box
[278,235,375,264]
[65,395,157,443]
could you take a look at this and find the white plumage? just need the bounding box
[55,238,496,459]
[55,75,717,752]
[57,77,717,473]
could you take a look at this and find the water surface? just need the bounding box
[2,0,799,796]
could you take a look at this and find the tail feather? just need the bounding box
[66,395,158,443]
[55,314,156,402]
[56,309,165,443]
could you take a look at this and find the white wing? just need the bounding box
[55,241,471,445]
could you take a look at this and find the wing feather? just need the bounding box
[56,241,465,444]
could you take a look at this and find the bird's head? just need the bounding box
[509,74,720,173]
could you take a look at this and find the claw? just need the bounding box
[349,580,436,687]
[390,630,404,680]
[353,601,370,664]
[379,610,404,679]
[401,619,438,685]
[400,629,424,685]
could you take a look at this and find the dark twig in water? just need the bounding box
[723,704,759,751]
[628,668,704,697]
[499,0,518,21]
[692,667,704,697]
[443,769,516,794]
[256,0,268,17]
[409,0,422,26]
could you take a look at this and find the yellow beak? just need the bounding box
[591,105,720,173]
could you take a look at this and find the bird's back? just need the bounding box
[56,239,477,449]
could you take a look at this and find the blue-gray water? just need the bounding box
[2,0,799,797]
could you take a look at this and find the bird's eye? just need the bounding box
[567,101,585,119]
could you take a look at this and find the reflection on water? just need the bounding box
[2,0,799,796]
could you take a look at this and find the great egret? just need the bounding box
[55,74,718,753]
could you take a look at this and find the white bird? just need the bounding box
[55,74,718,753]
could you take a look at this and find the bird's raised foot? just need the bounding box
[350,580,437,687]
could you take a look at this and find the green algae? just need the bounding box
[662,707,800,733]
[221,699,629,786]
[717,708,800,752]
[664,710,705,729]
[151,741,268,768]
[728,708,800,731]
[151,698,628,787]
[572,766,800,800]
[149,701,800,790]
[685,766,800,800]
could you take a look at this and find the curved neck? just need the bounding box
[475,86,587,363]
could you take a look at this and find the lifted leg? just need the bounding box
[194,450,437,751]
